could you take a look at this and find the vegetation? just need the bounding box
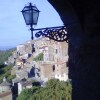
[0,48,16,83]
[0,48,15,64]
[17,79,72,100]
[33,53,44,61]
[0,64,16,83]
[17,86,41,100]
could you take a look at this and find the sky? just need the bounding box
[0,0,63,49]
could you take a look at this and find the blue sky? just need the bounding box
[0,0,63,48]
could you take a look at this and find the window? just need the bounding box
[52,65,55,72]
[55,49,58,54]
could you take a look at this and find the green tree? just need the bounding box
[7,75,16,82]
[17,86,41,100]
[33,53,44,61]
[0,64,15,83]
[17,79,72,100]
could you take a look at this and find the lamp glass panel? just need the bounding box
[33,11,39,25]
[22,10,33,25]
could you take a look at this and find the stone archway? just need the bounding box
[48,0,100,100]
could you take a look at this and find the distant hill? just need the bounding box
[0,46,15,50]
[0,48,16,64]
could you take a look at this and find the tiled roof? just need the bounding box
[0,81,11,86]
[20,81,32,87]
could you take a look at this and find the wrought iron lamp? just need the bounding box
[21,3,68,42]
[21,3,40,40]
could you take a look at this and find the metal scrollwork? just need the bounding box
[34,26,68,42]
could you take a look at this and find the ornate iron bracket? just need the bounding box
[34,26,68,42]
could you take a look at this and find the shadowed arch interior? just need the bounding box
[48,0,100,100]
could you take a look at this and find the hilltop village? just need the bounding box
[0,37,69,99]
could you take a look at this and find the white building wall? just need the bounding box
[17,45,25,53]
[55,73,68,81]
[18,83,22,95]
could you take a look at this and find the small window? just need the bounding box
[52,65,55,72]
[55,49,58,54]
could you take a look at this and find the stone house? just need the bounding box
[13,37,68,82]
[15,58,24,68]
[38,38,68,81]
[24,40,35,54]
[16,40,34,56]
[40,63,55,82]
[43,46,54,62]
[16,70,28,79]
[17,44,26,55]
[33,37,50,57]
[18,79,32,94]
[55,61,68,81]
[0,78,12,100]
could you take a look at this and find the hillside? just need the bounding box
[0,64,16,83]
[0,48,16,64]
